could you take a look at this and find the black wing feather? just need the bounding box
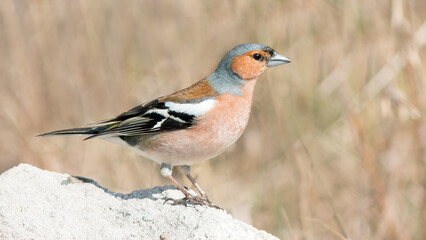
[86,99,196,139]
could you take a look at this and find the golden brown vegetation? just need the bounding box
[0,0,425,239]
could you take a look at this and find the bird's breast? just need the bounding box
[197,80,256,147]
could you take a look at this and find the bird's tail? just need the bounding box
[37,121,119,139]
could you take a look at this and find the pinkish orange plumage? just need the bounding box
[139,79,257,166]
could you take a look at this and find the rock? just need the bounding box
[0,164,278,240]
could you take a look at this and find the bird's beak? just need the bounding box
[267,52,292,67]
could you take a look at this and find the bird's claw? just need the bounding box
[163,195,221,209]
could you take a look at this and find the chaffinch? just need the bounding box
[39,43,291,207]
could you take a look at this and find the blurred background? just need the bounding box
[0,0,425,239]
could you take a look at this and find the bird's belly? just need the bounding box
[136,93,253,166]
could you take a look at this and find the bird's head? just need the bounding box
[208,43,291,94]
[226,43,291,80]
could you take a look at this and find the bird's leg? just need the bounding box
[160,163,193,199]
[160,163,215,207]
[180,165,210,202]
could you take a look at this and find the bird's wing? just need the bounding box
[84,100,192,139]
[86,79,218,139]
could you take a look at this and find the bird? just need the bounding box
[38,43,291,207]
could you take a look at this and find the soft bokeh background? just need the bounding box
[1,0,425,239]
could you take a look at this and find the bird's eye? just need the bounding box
[252,53,262,61]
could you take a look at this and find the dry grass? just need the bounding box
[1,0,425,239]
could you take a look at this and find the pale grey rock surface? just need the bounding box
[0,164,278,240]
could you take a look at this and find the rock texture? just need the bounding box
[0,164,278,240]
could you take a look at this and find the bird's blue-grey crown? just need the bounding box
[207,43,272,95]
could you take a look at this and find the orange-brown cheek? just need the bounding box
[230,55,266,80]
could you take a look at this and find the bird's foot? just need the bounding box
[164,194,221,209]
